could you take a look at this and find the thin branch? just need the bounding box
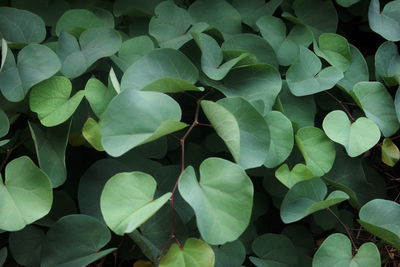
[327,208,358,252]
[325,91,355,121]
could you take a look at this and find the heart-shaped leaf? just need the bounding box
[121,48,199,92]
[28,121,70,188]
[0,108,9,138]
[41,214,116,267]
[295,126,336,176]
[352,81,399,137]
[201,100,240,163]
[0,156,52,231]
[56,28,122,79]
[0,7,46,45]
[358,199,400,249]
[250,234,298,267]
[313,233,381,267]
[192,32,246,80]
[368,0,400,41]
[101,171,171,235]
[275,163,315,189]
[217,97,270,169]
[0,44,61,102]
[264,111,294,168]
[29,76,85,127]
[280,178,349,223]
[100,89,187,157]
[323,110,381,157]
[178,157,254,245]
[111,36,155,71]
[159,238,215,267]
[286,46,343,96]
[55,9,112,37]
[314,33,352,72]
[375,41,400,87]
[381,138,400,167]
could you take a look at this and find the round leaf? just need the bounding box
[359,199,400,249]
[368,0,400,41]
[315,33,352,72]
[0,156,52,231]
[100,89,187,157]
[100,171,171,235]
[280,178,349,223]
[41,214,115,267]
[29,76,85,127]
[0,44,61,102]
[313,233,381,267]
[375,41,400,87]
[178,157,254,245]
[322,110,381,157]
[159,238,215,267]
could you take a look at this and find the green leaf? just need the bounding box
[201,100,240,163]
[57,28,122,79]
[295,126,336,176]
[250,233,298,267]
[121,48,199,92]
[359,199,400,249]
[203,64,282,114]
[100,90,186,157]
[188,0,241,36]
[100,171,171,235]
[322,110,381,157]
[280,178,349,223]
[291,0,338,38]
[336,0,361,7]
[192,32,246,80]
[222,33,278,68]
[0,108,9,138]
[375,41,400,86]
[0,44,61,102]
[84,77,116,117]
[41,214,116,267]
[9,225,45,266]
[368,0,400,41]
[178,157,254,245]
[149,1,196,49]
[1,39,7,72]
[28,121,70,188]
[286,47,343,96]
[111,36,155,71]
[337,45,369,92]
[0,156,52,231]
[160,238,215,267]
[82,118,104,151]
[264,111,294,168]
[381,138,400,167]
[217,97,270,169]
[212,240,246,267]
[29,76,85,127]
[55,9,111,37]
[315,33,352,72]
[313,233,381,267]
[113,0,163,17]
[275,163,315,189]
[352,81,399,137]
[0,7,46,45]
[256,15,312,66]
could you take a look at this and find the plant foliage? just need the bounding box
[0,0,399,266]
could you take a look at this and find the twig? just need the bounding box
[325,91,355,121]
[327,208,358,252]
